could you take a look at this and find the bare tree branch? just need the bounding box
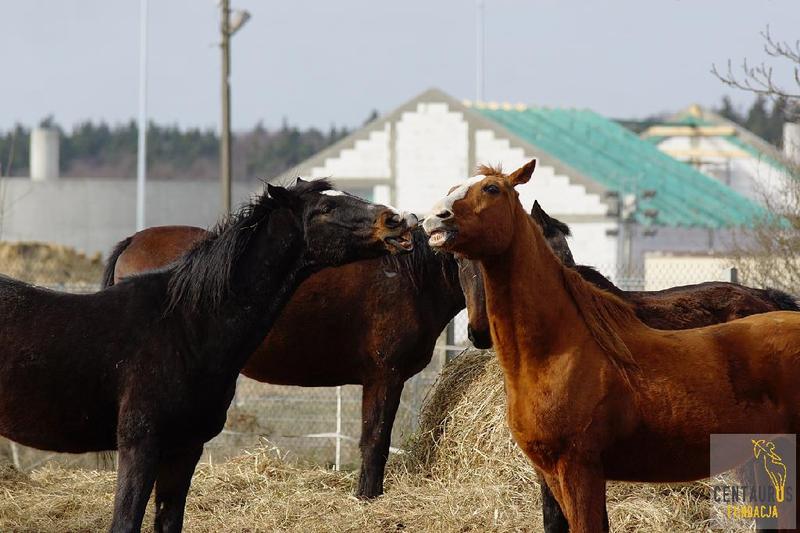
[711,26,800,102]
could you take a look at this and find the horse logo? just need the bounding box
[753,439,787,503]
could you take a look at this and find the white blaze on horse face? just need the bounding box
[423,175,485,234]
[321,190,346,197]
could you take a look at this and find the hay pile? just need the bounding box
[0,351,749,532]
[0,241,103,285]
[0,446,539,532]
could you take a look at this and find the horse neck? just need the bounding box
[433,255,467,316]
[185,217,312,378]
[480,204,589,373]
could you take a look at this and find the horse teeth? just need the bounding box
[429,232,447,246]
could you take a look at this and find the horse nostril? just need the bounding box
[436,209,453,220]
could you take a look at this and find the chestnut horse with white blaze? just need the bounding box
[424,159,800,532]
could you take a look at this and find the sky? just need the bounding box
[1,0,799,132]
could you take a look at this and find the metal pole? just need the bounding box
[220,0,232,215]
[335,385,342,471]
[475,0,485,102]
[136,0,148,231]
[623,219,633,286]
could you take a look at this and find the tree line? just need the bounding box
[716,95,793,147]
[0,118,352,180]
[0,97,791,179]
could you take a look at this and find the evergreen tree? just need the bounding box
[717,96,743,125]
[767,97,788,146]
[745,95,770,141]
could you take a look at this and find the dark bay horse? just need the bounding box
[458,198,799,532]
[425,160,800,532]
[103,225,465,499]
[0,179,415,533]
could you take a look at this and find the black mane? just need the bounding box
[166,179,332,313]
[382,226,458,292]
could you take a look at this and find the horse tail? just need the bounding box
[764,288,800,312]
[101,235,134,288]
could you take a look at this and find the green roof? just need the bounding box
[476,106,766,229]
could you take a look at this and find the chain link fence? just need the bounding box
[0,249,790,473]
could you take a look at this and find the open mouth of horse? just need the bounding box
[385,231,414,252]
[428,229,456,249]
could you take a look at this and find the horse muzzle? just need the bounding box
[422,215,457,250]
[382,212,418,253]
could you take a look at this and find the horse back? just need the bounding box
[112,225,209,284]
[0,276,172,451]
[241,257,439,385]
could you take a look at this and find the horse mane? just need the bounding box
[382,226,457,292]
[526,215,641,388]
[476,163,502,177]
[573,265,623,295]
[165,178,332,314]
[559,264,641,389]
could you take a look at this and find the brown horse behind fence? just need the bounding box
[103,224,465,499]
[425,160,800,532]
[457,200,799,532]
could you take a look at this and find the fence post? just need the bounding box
[729,267,738,284]
[334,385,342,471]
[9,442,20,470]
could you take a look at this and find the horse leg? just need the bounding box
[540,468,610,533]
[153,445,204,533]
[109,441,159,533]
[547,459,606,533]
[539,470,569,533]
[356,377,403,499]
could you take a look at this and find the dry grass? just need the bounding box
[0,241,103,285]
[0,350,752,532]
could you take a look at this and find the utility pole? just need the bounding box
[136,0,148,230]
[475,0,485,102]
[219,1,250,215]
[606,188,658,290]
[220,0,232,215]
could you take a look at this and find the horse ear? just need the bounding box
[267,184,293,204]
[531,200,544,218]
[507,159,536,187]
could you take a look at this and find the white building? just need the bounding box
[284,88,765,284]
[0,127,256,256]
[641,104,789,205]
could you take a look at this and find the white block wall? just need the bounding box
[311,124,391,179]
[568,221,619,277]
[394,103,469,214]
[475,129,607,216]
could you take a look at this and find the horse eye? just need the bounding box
[483,184,500,195]
[315,203,335,216]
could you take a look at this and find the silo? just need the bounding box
[784,122,800,165]
[30,127,60,181]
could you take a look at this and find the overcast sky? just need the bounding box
[2,0,798,132]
